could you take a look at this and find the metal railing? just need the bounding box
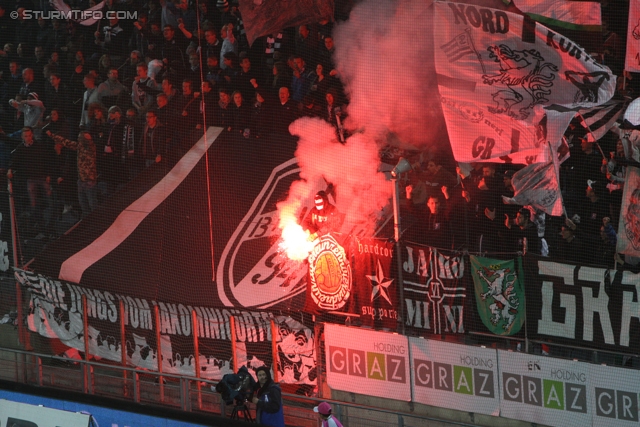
[0,345,476,427]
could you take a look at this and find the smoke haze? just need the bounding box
[278,0,448,239]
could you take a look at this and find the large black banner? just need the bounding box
[524,256,640,355]
[28,129,309,312]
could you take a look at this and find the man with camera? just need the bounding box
[251,367,285,427]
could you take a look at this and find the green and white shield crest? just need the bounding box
[471,256,525,336]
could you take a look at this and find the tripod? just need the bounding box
[230,400,254,422]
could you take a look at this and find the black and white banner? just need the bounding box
[16,269,316,385]
[524,257,640,355]
[400,243,468,335]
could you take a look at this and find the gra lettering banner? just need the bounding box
[15,269,316,385]
[523,257,640,355]
[324,324,410,401]
[498,350,591,427]
[410,337,499,415]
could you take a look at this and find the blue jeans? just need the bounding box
[78,180,98,218]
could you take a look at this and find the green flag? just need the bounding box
[470,256,525,336]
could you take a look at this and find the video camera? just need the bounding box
[215,366,257,405]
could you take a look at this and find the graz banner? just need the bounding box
[401,243,467,335]
[524,258,640,355]
[15,269,316,386]
[410,337,499,416]
[590,363,640,426]
[324,324,410,401]
[470,256,525,336]
[498,350,591,427]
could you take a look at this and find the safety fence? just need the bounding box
[0,345,474,427]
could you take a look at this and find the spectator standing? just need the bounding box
[290,55,313,103]
[422,157,457,200]
[8,127,55,230]
[251,367,285,427]
[295,24,318,67]
[9,92,45,138]
[410,193,454,249]
[96,68,126,110]
[235,55,259,102]
[19,68,43,99]
[201,28,222,64]
[48,129,98,219]
[269,87,297,136]
[213,87,232,130]
[132,62,158,117]
[80,74,100,127]
[140,110,169,168]
[219,23,238,70]
[176,79,200,142]
[198,80,216,129]
[98,106,126,197]
[130,14,151,59]
[94,17,127,62]
[45,73,69,116]
[161,24,188,72]
[229,90,251,138]
[504,207,541,255]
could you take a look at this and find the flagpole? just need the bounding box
[576,111,607,160]
[547,141,568,218]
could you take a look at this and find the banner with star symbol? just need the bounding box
[353,237,398,330]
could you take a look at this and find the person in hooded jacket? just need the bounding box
[251,366,285,427]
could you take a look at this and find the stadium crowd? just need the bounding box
[0,0,637,274]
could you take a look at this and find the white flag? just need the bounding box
[626,1,640,72]
[434,1,616,164]
[578,99,628,142]
[502,161,563,216]
[616,166,640,257]
[510,0,601,28]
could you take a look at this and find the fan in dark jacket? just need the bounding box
[252,366,285,427]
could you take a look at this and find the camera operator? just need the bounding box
[251,367,285,427]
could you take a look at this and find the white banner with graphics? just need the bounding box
[324,324,411,401]
[434,1,615,164]
[626,0,640,72]
[498,350,591,427]
[590,364,640,426]
[410,337,499,415]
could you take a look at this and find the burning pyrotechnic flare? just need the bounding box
[279,217,316,261]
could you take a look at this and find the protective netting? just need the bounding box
[1,1,640,426]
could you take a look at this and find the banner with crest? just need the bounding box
[434,0,615,164]
[470,255,525,336]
